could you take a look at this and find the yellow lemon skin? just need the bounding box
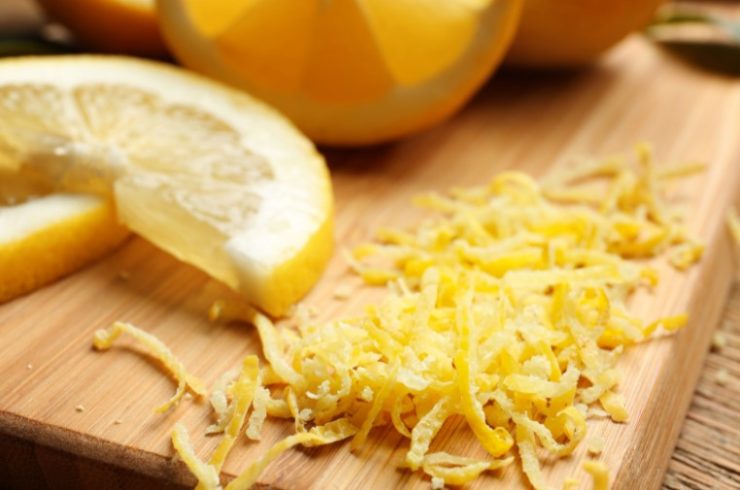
[157,0,523,146]
[506,0,666,67]
[36,0,168,57]
[0,194,129,303]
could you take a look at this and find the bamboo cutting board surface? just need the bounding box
[1,36,739,490]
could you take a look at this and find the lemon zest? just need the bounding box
[246,386,270,440]
[252,311,303,387]
[563,478,580,490]
[206,367,239,435]
[171,423,220,489]
[583,460,610,490]
[406,396,454,471]
[587,436,605,455]
[456,286,514,458]
[728,208,740,245]
[172,146,703,489]
[207,356,260,473]
[421,452,514,486]
[224,419,357,490]
[93,321,205,413]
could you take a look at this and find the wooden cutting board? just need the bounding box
[1,36,739,490]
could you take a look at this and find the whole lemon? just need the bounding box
[506,0,666,67]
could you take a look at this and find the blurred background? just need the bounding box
[1,0,737,58]
[1,0,737,147]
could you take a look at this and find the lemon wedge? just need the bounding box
[0,56,334,316]
[157,0,522,145]
[0,193,128,303]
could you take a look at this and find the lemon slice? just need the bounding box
[0,193,129,303]
[0,56,334,316]
[157,0,522,145]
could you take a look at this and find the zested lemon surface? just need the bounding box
[0,56,334,316]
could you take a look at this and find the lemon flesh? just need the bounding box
[157,0,522,145]
[0,56,334,316]
[0,193,129,303]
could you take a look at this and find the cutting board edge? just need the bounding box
[0,410,193,487]
[614,158,740,489]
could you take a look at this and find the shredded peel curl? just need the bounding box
[93,321,206,413]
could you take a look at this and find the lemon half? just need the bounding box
[0,56,334,316]
[157,0,523,145]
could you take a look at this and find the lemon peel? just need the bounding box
[93,321,205,413]
[171,146,702,489]
[172,355,264,490]
[224,419,358,490]
[246,386,270,441]
[406,397,454,471]
[205,367,239,435]
[0,193,129,303]
[587,436,605,455]
[728,208,740,245]
[171,423,220,489]
[207,356,260,475]
[583,460,610,490]
[422,452,514,486]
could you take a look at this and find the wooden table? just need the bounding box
[664,282,740,489]
[1,1,739,489]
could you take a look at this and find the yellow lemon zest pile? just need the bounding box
[189,146,699,489]
[105,146,702,489]
[93,321,206,413]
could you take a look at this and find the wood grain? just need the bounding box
[0,34,739,490]
[664,280,740,490]
[3,283,739,490]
